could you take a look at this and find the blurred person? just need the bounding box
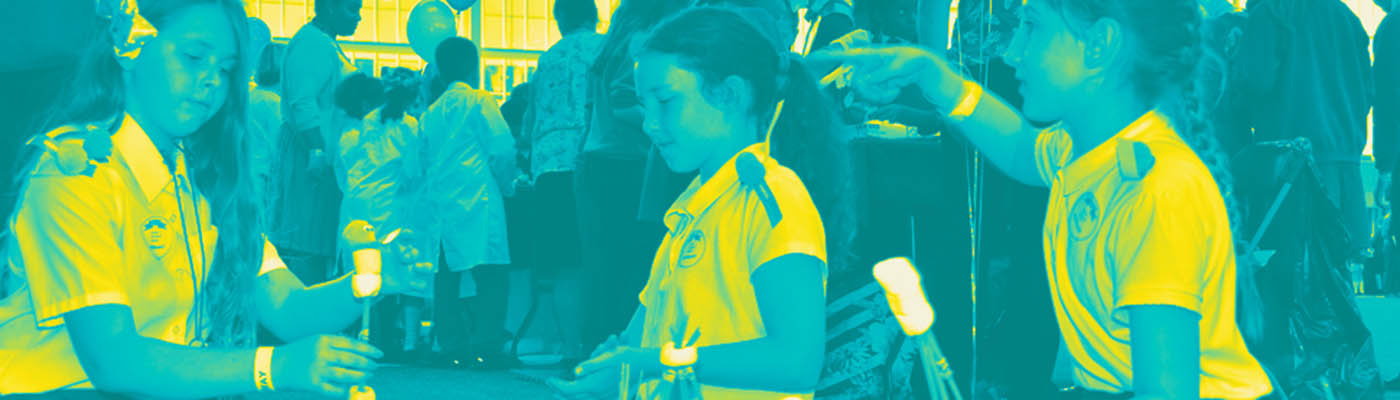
[520,0,604,363]
[1233,0,1374,264]
[273,0,365,286]
[249,42,285,227]
[418,36,519,369]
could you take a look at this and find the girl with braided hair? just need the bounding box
[0,1,433,397]
[826,0,1271,398]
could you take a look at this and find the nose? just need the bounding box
[641,110,663,140]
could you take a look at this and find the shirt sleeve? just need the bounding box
[259,237,288,276]
[748,170,828,271]
[282,33,333,140]
[13,169,126,327]
[1034,124,1073,186]
[1109,179,1213,321]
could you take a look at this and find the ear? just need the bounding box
[1082,17,1124,76]
[704,75,756,113]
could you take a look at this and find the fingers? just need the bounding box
[573,350,621,377]
[317,381,349,398]
[327,336,384,360]
[324,366,370,385]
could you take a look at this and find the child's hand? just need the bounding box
[273,335,382,397]
[381,229,436,296]
[546,367,618,400]
[811,46,962,109]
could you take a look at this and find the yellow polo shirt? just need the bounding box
[636,143,826,399]
[1037,110,1271,399]
[0,114,287,394]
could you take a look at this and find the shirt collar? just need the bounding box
[113,113,186,201]
[663,142,770,232]
[1059,109,1170,193]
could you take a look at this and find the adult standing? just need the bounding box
[274,0,365,285]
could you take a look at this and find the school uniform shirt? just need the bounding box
[416,82,515,273]
[1035,110,1271,399]
[0,114,288,394]
[636,143,826,400]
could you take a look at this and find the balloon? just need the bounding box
[446,0,478,11]
[407,0,458,66]
[247,17,271,60]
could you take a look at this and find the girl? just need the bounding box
[335,68,429,359]
[0,1,431,397]
[574,0,691,356]
[828,0,1272,398]
[550,7,854,399]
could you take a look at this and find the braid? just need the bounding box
[1173,37,1263,347]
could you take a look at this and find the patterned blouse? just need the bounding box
[525,31,605,179]
[951,0,1022,68]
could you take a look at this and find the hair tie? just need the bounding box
[98,0,158,61]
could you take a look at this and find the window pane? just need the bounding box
[378,9,400,42]
[483,15,503,48]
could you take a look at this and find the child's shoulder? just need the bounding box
[22,123,126,204]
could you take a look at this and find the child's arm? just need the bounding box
[64,304,379,398]
[813,47,1045,187]
[1127,305,1201,400]
[575,253,826,393]
[254,268,366,342]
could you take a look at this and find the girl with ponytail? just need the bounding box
[0,1,432,397]
[549,6,852,399]
[827,0,1271,398]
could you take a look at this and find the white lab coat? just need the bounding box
[416,82,516,273]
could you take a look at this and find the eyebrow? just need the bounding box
[177,34,237,60]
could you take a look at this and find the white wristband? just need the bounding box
[255,346,275,391]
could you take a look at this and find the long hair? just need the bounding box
[16,0,261,348]
[641,7,857,274]
[1047,0,1261,344]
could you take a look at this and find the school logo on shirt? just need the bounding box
[678,230,705,268]
[1069,193,1100,240]
[144,217,170,258]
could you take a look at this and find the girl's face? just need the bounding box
[125,3,239,139]
[1003,1,1093,123]
[635,53,746,174]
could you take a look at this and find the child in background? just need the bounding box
[417,36,518,367]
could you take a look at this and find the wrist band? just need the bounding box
[947,80,984,121]
[660,341,698,367]
[255,346,275,391]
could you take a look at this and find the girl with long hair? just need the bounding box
[0,1,431,397]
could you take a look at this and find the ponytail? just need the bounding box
[769,54,856,275]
